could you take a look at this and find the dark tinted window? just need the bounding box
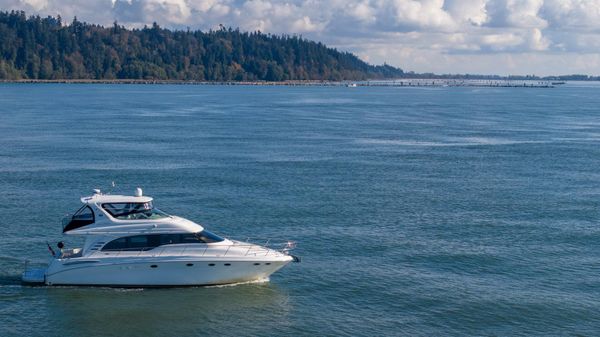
[63,206,95,232]
[102,236,155,251]
[160,234,180,245]
[196,230,224,243]
[102,202,169,220]
[181,234,200,244]
[102,237,127,250]
[101,231,224,251]
[128,236,148,249]
[74,206,94,221]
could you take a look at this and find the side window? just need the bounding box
[128,236,148,249]
[160,234,181,245]
[147,235,161,248]
[102,203,129,217]
[197,230,224,243]
[101,232,221,251]
[102,237,127,251]
[73,206,94,222]
[180,234,200,244]
[101,202,168,220]
[63,206,95,232]
[102,235,158,251]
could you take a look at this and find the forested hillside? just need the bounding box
[0,11,404,81]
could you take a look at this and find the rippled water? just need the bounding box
[1,83,600,336]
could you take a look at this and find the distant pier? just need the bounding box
[358,79,555,88]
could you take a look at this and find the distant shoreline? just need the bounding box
[0,78,569,88]
[1,79,340,85]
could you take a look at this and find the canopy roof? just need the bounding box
[64,189,205,236]
[81,194,153,204]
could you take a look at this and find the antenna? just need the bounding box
[107,181,116,195]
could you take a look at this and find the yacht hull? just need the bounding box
[44,257,292,286]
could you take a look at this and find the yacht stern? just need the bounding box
[22,267,47,284]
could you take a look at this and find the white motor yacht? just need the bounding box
[22,188,299,287]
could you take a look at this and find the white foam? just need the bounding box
[205,277,270,288]
[283,98,357,105]
[357,137,548,147]
[358,139,445,147]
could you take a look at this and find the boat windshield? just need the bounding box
[102,202,169,220]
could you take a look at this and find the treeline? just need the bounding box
[0,11,404,81]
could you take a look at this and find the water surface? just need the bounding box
[1,83,600,336]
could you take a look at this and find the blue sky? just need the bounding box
[3,0,600,76]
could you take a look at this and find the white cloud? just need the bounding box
[345,1,376,24]
[444,0,488,26]
[481,32,523,50]
[542,0,600,29]
[527,27,549,50]
[2,0,600,75]
[387,0,455,31]
[290,16,322,33]
[20,0,48,11]
[506,0,547,28]
[141,0,192,24]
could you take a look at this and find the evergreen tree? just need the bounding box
[0,11,404,81]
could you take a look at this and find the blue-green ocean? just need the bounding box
[1,83,599,336]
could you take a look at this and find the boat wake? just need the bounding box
[205,277,270,288]
[0,275,22,286]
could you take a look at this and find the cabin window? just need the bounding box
[63,205,95,232]
[101,231,224,251]
[101,236,155,251]
[158,231,225,245]
[102,202,169,220]
[128,236,148,249]
[160,234,181,245]
[102,237,127,250]
[195,230,224,243]
[181,234,200,244]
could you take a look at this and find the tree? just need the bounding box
[0,10,404,81]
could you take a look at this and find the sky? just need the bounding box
[2,0,600,76]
